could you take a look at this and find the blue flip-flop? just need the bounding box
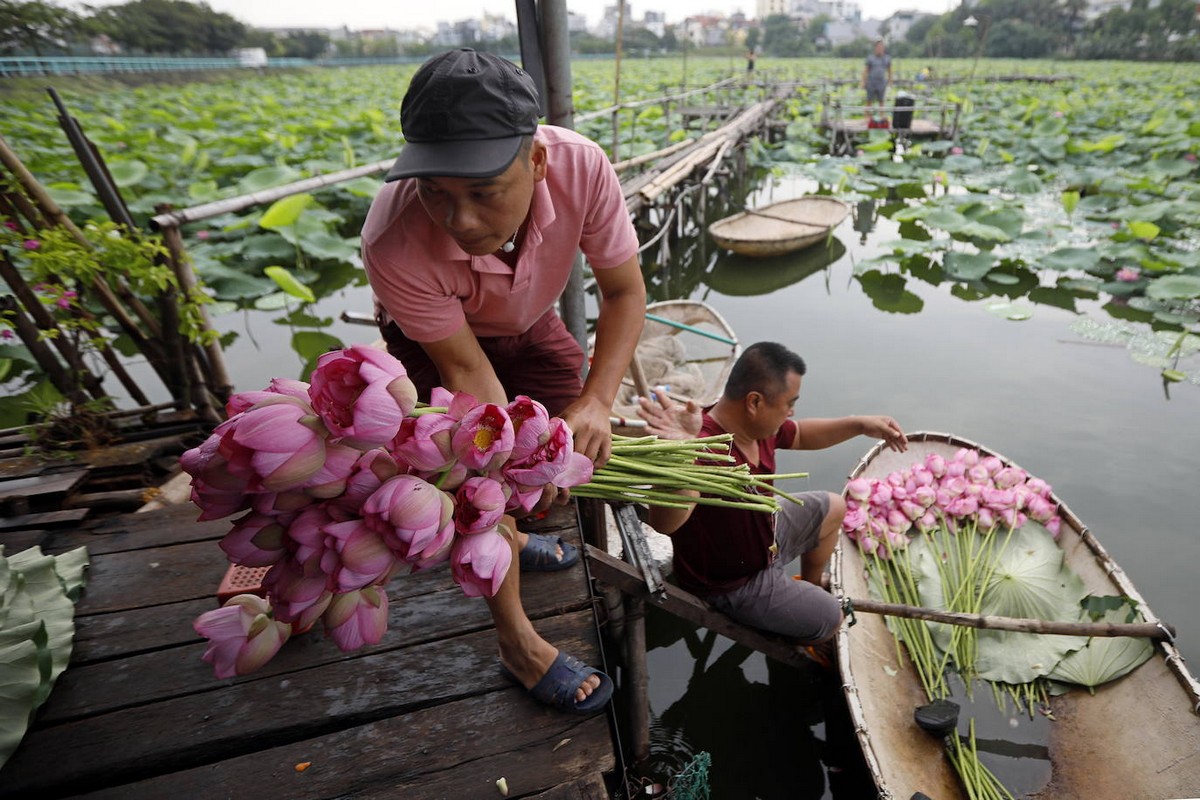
[518,533,579,572]
[502,651,614,715]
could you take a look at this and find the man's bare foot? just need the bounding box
[499,636,600,703]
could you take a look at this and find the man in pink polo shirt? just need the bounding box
[361,49,646,715]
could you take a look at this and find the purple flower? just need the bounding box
[23,239,40,250]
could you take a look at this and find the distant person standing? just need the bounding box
[746,49,757,73]
[862,39,892,121]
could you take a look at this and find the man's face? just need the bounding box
[874,42,885,56]
[415,140,547,256]
[751,370,801,439]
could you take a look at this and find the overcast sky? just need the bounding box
[66,1,958,30]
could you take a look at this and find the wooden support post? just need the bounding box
[625,594,651,764]
[158,218,234,401]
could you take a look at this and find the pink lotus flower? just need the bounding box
[226,378,313,416]
[502,417,594,491]
[262,553,331,624]
[329,449,400,516]
[407,520,456,572]
[950,146,964,155]
[196,229,211,240]
[1115,267,1140,282]
[954,448,979,467]
[913,485,937,508]
[181,434,253,520]
[450,526,512,598]
[361,475,454,562]
[391,412,457,472]
[869,483,893,506]
[193,594,291,678]
[451,403,514,472]
[506,395,552,462]
[212,396,329,492]
[977,507,996,530]
[924,453,946,477]
[1026,494,1057,523]
[325,518,397,591]
[23,239,39,250]
[220,512,290,566]
[302,443,363,500]
[1045,516,1062,538]
[308,345,418,450]
[992,466,1027,490]
[843,504,867,531]
[845,478,872,501]
[981,487,1016,510]
[1025,477,1052,497]
[455,477,508,535]
[323,585,389,651]
[1184,152,1196,162]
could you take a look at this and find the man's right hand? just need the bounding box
[637,387,702,441]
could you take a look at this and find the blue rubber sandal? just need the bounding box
[518,533,579,572]
[503,652,614,715]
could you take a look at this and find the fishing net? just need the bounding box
[612,334,706,418]
[669,751,711,800]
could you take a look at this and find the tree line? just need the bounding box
[2,0,1197,61]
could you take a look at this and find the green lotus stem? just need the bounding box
[410,405,448,415]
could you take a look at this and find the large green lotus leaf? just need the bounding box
[237,165,303,194]
[6,548,76,685]
[980,523,1088,621]
[1039,248,1101,272]
[52,547,89,603]
[259,193,314,230]
[1145,274,1200,301]
[943,251,996,280]
[108,160,149,188]
[975,627,1088,685]
[0,621,50,770]
[0,555,10,626]
[1046,606,1154,690]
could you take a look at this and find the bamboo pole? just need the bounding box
[149,159,393,230]
[611,137,696,173]
[625,594,651,763]
[846,596,1176,640]
[158,218,234,399]
[611,0,625,163]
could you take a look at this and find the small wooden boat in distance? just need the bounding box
[831,431,1200,800]
[708,196,850,257]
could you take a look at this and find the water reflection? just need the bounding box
[704,237,847,297]
[638,606,875,799]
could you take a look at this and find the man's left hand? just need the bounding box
[560,395,612,467]
[861,415,909,453]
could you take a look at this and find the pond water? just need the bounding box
[209,163,1199,800]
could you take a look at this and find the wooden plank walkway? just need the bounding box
[0,501,616,799]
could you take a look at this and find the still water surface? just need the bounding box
[212,167,1199,799]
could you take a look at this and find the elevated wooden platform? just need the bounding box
[0,502,616,799]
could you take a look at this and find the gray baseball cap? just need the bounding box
[385,48,542,181]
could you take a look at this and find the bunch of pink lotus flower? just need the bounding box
[185,345,593,678]
[842,447,1063,558]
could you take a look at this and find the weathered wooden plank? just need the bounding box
[74,539,231,614]
[42,569,595,723]
[586,544,809,670]
[46,508,227,557]
[0,528,49,553]
[0,469,89,502]
[528,772,611,799]
[0,508,89,533]
[73,689,612,800]
[0,614,603,796]
[72,598,216,664]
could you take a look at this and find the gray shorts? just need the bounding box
[866,85,886,104]
[708,491,843,644]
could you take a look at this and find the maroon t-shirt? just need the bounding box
[671,414,798,596]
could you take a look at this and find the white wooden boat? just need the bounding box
[831,431,1200,800]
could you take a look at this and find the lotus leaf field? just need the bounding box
[1,57,1198,414]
